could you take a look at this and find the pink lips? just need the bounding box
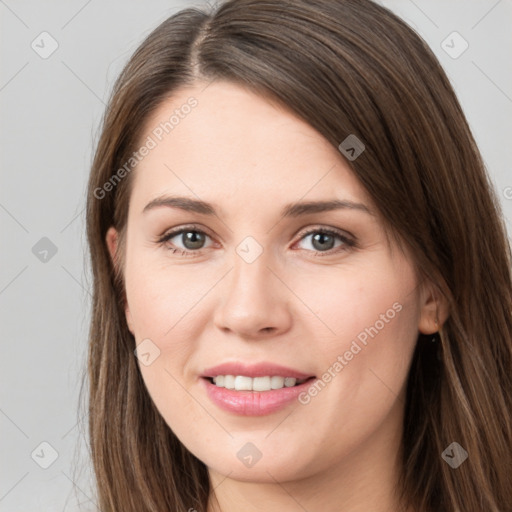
[200,361,316,416]
[201,361,313,380]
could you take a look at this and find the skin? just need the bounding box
[106,80,446,512]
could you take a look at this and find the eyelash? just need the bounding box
[156,224,357,258]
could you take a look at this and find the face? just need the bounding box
[107,80,438,484]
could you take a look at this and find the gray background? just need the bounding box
[1,0,511,510]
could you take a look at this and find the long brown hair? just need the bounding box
[83,0,512,510]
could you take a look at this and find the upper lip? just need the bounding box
[201,362,315,379]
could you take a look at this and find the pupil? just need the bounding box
[312,233,334,251]
[180,231,335,251]
[183,231,205,250]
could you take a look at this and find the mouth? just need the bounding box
[201,374,318,416]
[202,375,316,391]
[200,362,317,412]
[201,361,315,385]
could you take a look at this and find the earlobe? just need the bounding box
[418,282,449,334]
[125,307,134,336]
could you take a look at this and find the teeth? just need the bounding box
[235,376,253,391]
[211,375,307,391]
[224,375,235,389]
[270,376,284,389]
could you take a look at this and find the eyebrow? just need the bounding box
[142,195,372,217]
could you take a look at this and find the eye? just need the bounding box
[157,225,213,256]
[156,225,356,257]
[294,227,356,256]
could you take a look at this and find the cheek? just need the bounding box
[290,256,419,354]
[124,253,221,417]
[291,258,420,419]
[124,249,213,339]
[125,264,203,428]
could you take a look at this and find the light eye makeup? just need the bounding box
[154,223,358,258]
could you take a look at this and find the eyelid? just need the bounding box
[156,223,215,245]
[158,223,354,241]
[291,226,356,255]
[157,223,356,256]
[294,225,355,243]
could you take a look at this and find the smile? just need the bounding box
[209,375,309,391]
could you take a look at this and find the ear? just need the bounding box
[105,227,134,335]
[106,226,119,266]
[418,280,449,334]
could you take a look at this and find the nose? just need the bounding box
[213,251,293,339]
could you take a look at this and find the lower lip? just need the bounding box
[201,377,316,416]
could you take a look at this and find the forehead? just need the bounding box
[130,80,372,214]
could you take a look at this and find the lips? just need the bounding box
[200,362,317,416]
[201,361,315,380]
[201,376,317,416]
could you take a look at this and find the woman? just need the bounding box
[84,0,512,510]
